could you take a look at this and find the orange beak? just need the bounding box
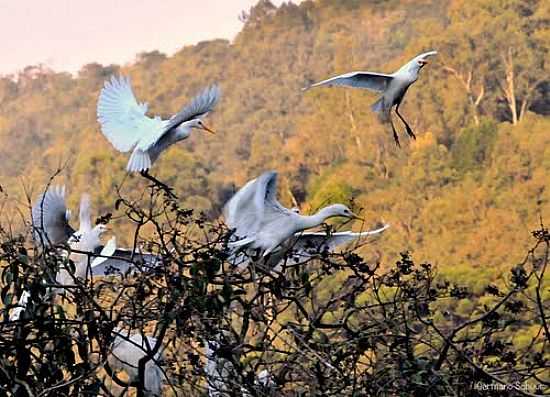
[352,213,365,222]
[201,123,216,135]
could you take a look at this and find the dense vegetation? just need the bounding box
[0,181,548,396]
[0,0,548,275]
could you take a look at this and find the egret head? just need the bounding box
[323,204,364,221]
[190,118,216,134]
[95,223,108,234]
[407,50,437,74]
[89,223,108,246]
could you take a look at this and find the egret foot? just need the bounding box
[395,104,416,140]
[393,131,401,147]
[405,125,416,140]
[139,170,177,199]
[389,116,401,147]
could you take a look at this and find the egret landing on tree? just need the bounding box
[97,75,220,173]
[223,171,365,258]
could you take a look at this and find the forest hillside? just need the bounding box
[0,0,548,286]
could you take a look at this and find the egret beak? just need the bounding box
[201,123,216,135]
[352,213,365,222]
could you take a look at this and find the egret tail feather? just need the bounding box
[127,149,152,173]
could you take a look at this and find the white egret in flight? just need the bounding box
[97,76,220,173]
[305,51,437,146]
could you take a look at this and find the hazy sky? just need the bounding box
[0,0,292,76]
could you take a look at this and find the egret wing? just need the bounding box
[223,177,258,230]
[261,171,287,213]
[223,173,269,239]
[78,193,92,234]
[164,85,221,132]
[32,186,75,246]
[97,75,166,152]
[257,172,294,227]
[90,236,116,268]
[91,247,161,276]
[306,71,393,93]
[267,225,390,269]
[295,224,390,252]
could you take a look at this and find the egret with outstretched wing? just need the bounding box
[11,187,115,320]
[224,171,364,257]
[305,51,437,146]
[97,75,220,172]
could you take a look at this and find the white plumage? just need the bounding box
[224,171,364,257]
[97,76,159,153]
[11,187,115,321]
[97,75,220,172]
[305,51,437,146]
[32,185,74,246]
[108,330,165,397]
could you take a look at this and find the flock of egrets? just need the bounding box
[9,50,436,395]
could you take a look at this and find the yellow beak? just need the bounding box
[201,123,216,135]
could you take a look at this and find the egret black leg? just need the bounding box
[389,111,401,148]
[396,103,416,140]
[140,170,177,199]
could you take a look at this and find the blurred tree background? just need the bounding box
[0,0,548,284]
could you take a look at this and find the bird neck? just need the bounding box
[297,207,333,231]
[175,123,192,140]
[397,61,418,77]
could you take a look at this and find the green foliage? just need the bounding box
[451,120,497,173]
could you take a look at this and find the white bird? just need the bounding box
[224,171,364,258]
[304,51,437,146]
[31,186,114,280]
[56,225,111,286]
[11,187,114,321]
[97,75,220,173]
[108,330,165,397]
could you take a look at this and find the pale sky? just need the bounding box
[0,0,293,76]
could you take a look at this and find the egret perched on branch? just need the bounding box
[10,187,116,321]
[31,187,162,277]
[304,51,437,146]
[31,186,116,271]
[97,75,220,173]
[224,171,366,258]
